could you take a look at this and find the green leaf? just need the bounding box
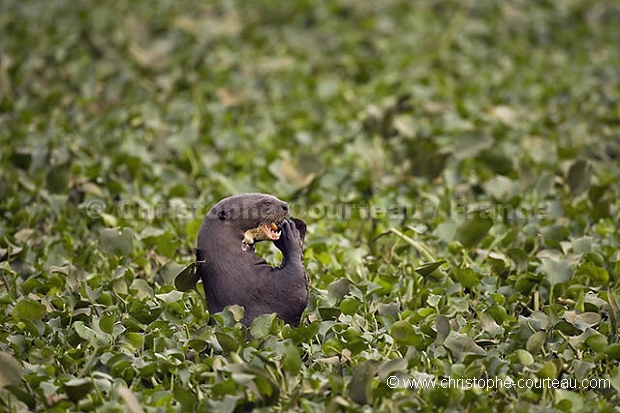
[322,338,343,356]
[282,341,302,375]
[173,386,197,412]
[215,332,240,353]
[603,343,620,360]
[125,332,144,350]
[450,134,494,160]
[10,148,32,169]
[155,290,184,304]
[349,360,379,405]
[443,334,486,361]
[455,214,493,248]
[434,220,457,243]
[377,303,400,318]
[536,361,557,379]
[74,321,111,348]
[567,159,593,196]
[572,237,591,254]
[283,321,320,344]
[554,320,581,336]
[187,338,208,353]
[327,278,352,301]
[572,360,595,383]
[391,320,416,345]
[542,257,572,286]
[250,313,277,339]
[479,312,501,337]
[526,331,546,354]
[577,261,609,284]
[427,294,442,308]
[112,277,128,296]
[563,311,601,331]
[63,378,94,403]
[46,162,71,194]
[585,334,607,352]
[514,349,535,366]
[318,307,341,320]
[507,248,528,273]
[3,384,36,410]
[378,358,408,381]
[611,369,620,394]
[12,300,46,321]
[340,297,361,315]
[555,390,583,412]
[484,175,519,202]
[160,261,186,285]
[99,227,135,256]
[0,352,23,388]
[453,267,480,288]
[434,315,450,344]
[485,305,508,324]
[99,315,116,335]
[415,261,446,276]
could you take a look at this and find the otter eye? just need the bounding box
[262,200,272,207]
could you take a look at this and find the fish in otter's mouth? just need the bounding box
[243,222,282,245]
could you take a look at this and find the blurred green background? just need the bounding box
[1,0,620,411]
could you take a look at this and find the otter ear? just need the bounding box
[217,209,230,220]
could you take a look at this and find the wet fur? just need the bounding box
[196,194,308,326]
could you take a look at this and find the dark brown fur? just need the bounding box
[196,193,308,326]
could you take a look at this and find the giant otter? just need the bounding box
[196,193,308,327]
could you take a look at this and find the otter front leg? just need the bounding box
[271,218,308,325]
[273,219,305,267]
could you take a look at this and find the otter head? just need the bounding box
[206,193,289,243]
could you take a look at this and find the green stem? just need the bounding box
[389,228,436,262]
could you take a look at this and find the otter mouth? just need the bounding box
[261,222,282,240]
[243,222,281,245]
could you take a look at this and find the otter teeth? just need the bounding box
[244,223,281,244]
[267,222,281,239]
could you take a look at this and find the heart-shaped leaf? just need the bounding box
[349,360,379,405]
[435,315,450,344]
[456,214,493,248]
[63,378,94,403]
[174,262,199,292]
[378,358,408,381]
[391,320,416,345]
[542,257,572,286]
[12,300,46,321]
[567,159,593,196]
[453,267,480,288]
[564,311,601,331]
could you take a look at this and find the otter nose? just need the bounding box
[281,203,289,212]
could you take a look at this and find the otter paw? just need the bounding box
[274,219,303,254]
